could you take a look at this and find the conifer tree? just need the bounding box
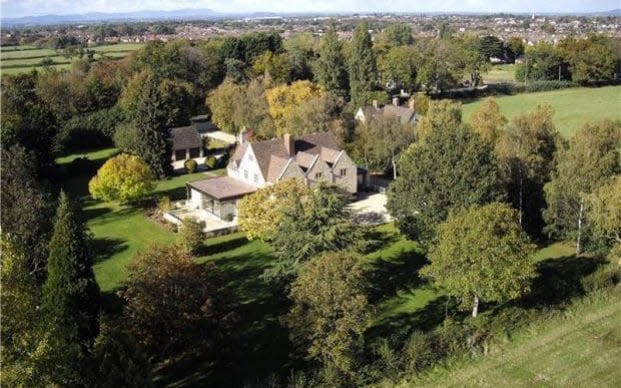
[316,27,349,97]
[349,21,377,107]
[42,191,100,385]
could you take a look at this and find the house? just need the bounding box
[171,125,204,162]
[186,132,360,220]
[355,97,418,125]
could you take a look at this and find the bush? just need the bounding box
[177,217,204,254]
[581,265,621,292]
[223,213,234,222]
[205,156,217,170]
[184,159,198,173]
[404,331,435,375]
[157,196,172,214]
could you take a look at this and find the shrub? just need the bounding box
[184,159,198,173]
[177,217,204,254]
[581,265,621,292]
[157,196,172,214]
[404,331,435,375]
[223,213,234,222]
[88,154,155,203]
[205,156,217,169]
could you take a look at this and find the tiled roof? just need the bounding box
[188,176,256,200]
[170,126,202,150]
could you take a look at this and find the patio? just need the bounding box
[164,200,239,236]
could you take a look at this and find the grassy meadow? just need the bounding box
[462,85,621,137]
[414,286,621,387]
[0,43,143,75]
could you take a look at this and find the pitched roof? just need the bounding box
[170,126,202,150]
[382,105,417,124]
[187,176,256,200]
[228,132,344,183]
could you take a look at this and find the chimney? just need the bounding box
[238,126,247,144]
[284,133,295,157]
[392,97,400,106]
[372,100,379,109]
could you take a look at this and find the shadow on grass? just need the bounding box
[366,248,429,304]
[197,236,250,257]
[155,250,298,387]
[91,237,128,264]
[522,254,605,308]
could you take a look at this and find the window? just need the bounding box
[189,147,200,158]
[253,174,258,183]
[340,168,347,177]
[175,149,186,161]
[315,172,322,180]
[244,170,248,179]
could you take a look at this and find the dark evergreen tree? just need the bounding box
[387,125,506,241]
[349,21,377,107]
[316,27,349,98]
[0,145,54,277]
[42,191,101,386]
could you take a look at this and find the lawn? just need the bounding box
[483,63,516,84]
[56,146,612,386]
[462,85,621,137]
[0,43,143,75]
[414,286,621,387]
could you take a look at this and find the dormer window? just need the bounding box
[340,168,347,176]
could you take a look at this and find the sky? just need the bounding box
[1,0,619,18]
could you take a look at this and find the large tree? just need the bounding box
[422,203,536,317]
[265,183,362,285]
[469,98,507,145]
[285,251,372,379]
[543,120,621,253]
[41,191,101,386]
[587,175,621,246]
[416,99,463,142]
[122,244,236,360]
[238,178,311,241]
[355,115,416,178]
[378,45,418,92]
[387,123,505,241]
[0,145,54,275]
[89,154,155,203]
[315,27,349,97]
[495,105,561,237]
[349,21,377,107]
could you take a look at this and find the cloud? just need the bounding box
[1,0,618,18]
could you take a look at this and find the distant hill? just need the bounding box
[1,8,222,26]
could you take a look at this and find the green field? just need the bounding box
[462,86,621,137]
[413,286,621,387]
[0,43,143,75]
[483,63,516,84]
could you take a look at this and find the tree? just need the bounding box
[558,35,616,84]
[206,79,244,134]
[0,238,48,387]
[454,34,490,86]
[265,80,327,136]
[116,70,178,178]
[252,51,292,84]
[315,27,349,97]
[415,38,461,91]
[516,41,565,82]
[122,244,235,360]
[177,217,205,254]
[93,317,153,388]
[42,191,101,386]
[421,203,536,317]
[387,124,505,241]
[505,36,525,61]
[588,176,621,245]
[376,23,413,48]
[355,115,416,178]
[416,99,463,142]
[544,120,621,253]
[0,145,54,275]
[378,46,418,92]
[238,178,311,241]
[495,105,561,237]
[349,21,377,107]
[469,98,507,145]
[89,154,155,203]
[285,251,372,378]
[265,183,362,285]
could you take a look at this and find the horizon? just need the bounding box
[1,0,619,19]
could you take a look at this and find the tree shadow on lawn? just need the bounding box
[521,254,606,308]
[155,251,298,387]
[90,237,128,265]
[196,236,250,257]
[366,248,429,304]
